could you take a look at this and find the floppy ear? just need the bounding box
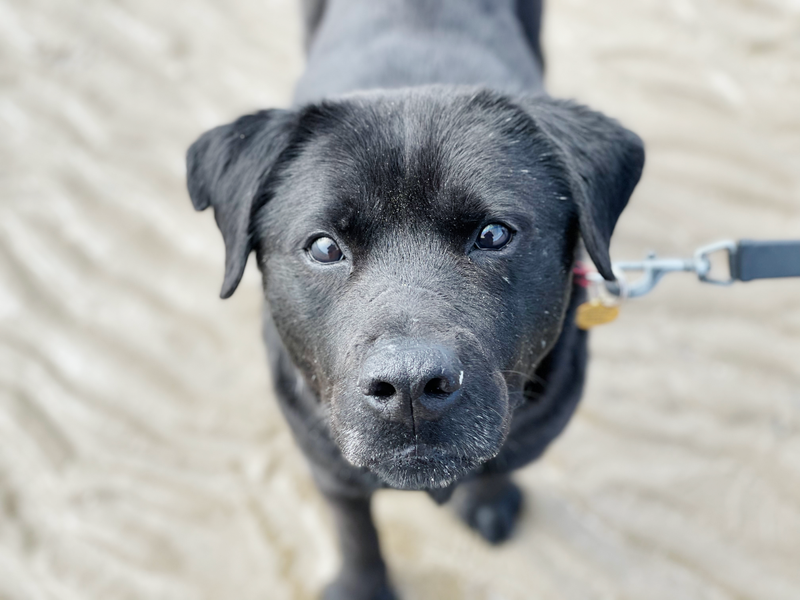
[520,97,645,280]
[187,109,296,298]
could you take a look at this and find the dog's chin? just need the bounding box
[367,445,481,490]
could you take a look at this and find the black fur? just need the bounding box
[187,1,644,598]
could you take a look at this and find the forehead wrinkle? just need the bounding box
[305,93,543,243]
[396,97,497,226]
[305,109,397,202]
[314,99,435,237]
[263,91,555,252]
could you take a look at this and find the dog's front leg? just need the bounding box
[322,491,396,600]
[453,472,523,544]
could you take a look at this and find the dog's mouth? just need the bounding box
[369,443,481,490]
[329,349,512,490]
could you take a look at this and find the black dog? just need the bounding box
[186,1,644,598]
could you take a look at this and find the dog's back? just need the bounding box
[296,0,544,104]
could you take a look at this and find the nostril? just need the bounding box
[423,377,450,397]
[368,381,396,398]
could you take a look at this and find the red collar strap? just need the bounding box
[572,261,593,288]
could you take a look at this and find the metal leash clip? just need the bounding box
[575,238,800,330]
[602,240,737,299]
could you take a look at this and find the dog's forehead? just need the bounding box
[283,90,555,235]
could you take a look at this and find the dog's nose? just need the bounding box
[359,341,463,423]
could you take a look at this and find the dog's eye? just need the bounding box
[309,236,344,263]
[476,223,511,250]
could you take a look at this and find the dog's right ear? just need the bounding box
[187,109,296,298]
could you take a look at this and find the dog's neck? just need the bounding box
[294,0,544,105]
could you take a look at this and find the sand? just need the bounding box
[1,0,799,598]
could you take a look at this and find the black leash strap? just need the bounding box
[732,240,800,282]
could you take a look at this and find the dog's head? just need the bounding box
[187,88,643,489]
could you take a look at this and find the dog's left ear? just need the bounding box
[519,97,645,280]
[187,109,296,298]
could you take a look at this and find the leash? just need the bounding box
[574,239,800,330]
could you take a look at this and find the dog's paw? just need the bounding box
[455,477,523,544]
[322,570,397,600]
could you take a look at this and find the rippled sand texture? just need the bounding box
[1,0,799,598]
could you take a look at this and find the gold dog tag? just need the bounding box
[576,298,619,330]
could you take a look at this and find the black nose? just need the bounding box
[359,341,464,423]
